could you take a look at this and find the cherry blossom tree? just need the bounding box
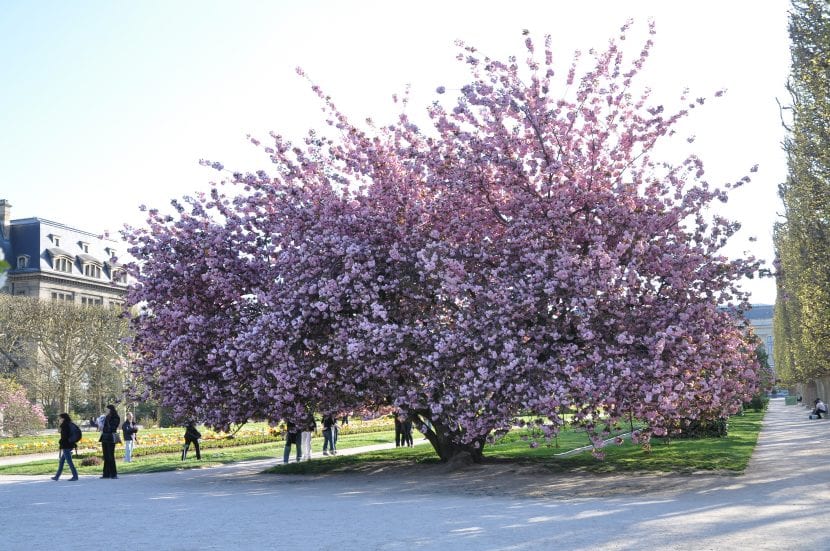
[0,377,47,437]
[125,24,760,462]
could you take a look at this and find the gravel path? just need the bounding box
[2,398,828,550]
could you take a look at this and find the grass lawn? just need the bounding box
[0,410,765,477]
[273,409,765,475]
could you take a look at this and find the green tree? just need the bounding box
[774,0,830,383]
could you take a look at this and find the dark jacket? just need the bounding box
[322,415,335,432]
[99,413,120,442]
[184,425,201,443]
[122,420,138,441]
[59,421,73,450]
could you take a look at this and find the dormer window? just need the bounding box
[84,264,102,278]
[111,268,127,284]
[79,242,90,253]
[105,247,117,258]
[52,235,61,247]
[17,255,29,269]
[54,256,72,273]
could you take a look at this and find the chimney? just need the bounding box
[0,199,10,240]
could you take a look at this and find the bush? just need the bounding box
[743,394,769,412]
[80,456,101,467]
[668,418,728,438]
[0,378,48,436]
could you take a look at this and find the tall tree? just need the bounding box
[774,0,830,382]
[126,25,760,461]
[0,296,130,416]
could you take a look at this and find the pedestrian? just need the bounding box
[182,421,202,460]
[300,414,316,461]
[51,413,79,481]
[122,412,139,462]
[810,398,827,419]
[283,420,301,464]
[401,414,413,447]
[99,404,120,479]
[394,413,403,447]
[322,414,337,456]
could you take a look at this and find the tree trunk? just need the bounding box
[411,412,485,463]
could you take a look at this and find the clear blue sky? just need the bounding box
[0,0,791,303]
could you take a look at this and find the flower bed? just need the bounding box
[0,418,396,457]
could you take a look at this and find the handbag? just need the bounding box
[112,432,122,444]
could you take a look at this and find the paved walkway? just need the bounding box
[1,398,828,550]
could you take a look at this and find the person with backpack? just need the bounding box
[122,412,139,462]
[181,421,202,460]
[51,413,79,481]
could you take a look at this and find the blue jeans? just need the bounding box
[54,448,78,479]
[283,440,301,463]
[322,429,335,453]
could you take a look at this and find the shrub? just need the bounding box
[743,394,769,412]
[668,418,728,438]
[80,456,101,467]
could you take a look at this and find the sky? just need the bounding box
[0,0,792,304]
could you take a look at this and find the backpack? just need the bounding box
[68,422,82,445]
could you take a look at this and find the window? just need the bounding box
[81,296,102,306]
[51,291,74,302]
[17,255,29,269]
[53,235,61,247]
[54,257,72,273]
[112,269,127,283]
[80,242,89,253]
[83,264,101,278]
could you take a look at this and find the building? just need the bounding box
[0,199,127,306]
[746,303,774,373]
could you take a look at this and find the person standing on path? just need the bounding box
[394,413,403,447]
[322,414,337,456]
[122,412,139,462]
[99,404,120,479]
[283,420,301,464]
[300,414,316,461]
[51,413,79,481]
[182,421,202,460]
[401,414,413,447]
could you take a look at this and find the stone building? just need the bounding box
[746,303,774,374]
[0,199,128,305]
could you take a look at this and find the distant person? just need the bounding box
[394,414,403,447]
[401,414,413,447]
[283,420,301,464]
[322,414,337,456]
[300,415,316,461]
[51,413,79,481]
[122,412,139,462]
[182,421,202,460]
[811,399,828,419]
[99,404,120,479]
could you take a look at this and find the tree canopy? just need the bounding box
[774,0,830,383]
[125,25,760,461]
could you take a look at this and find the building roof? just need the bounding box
[746,304,774,321]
